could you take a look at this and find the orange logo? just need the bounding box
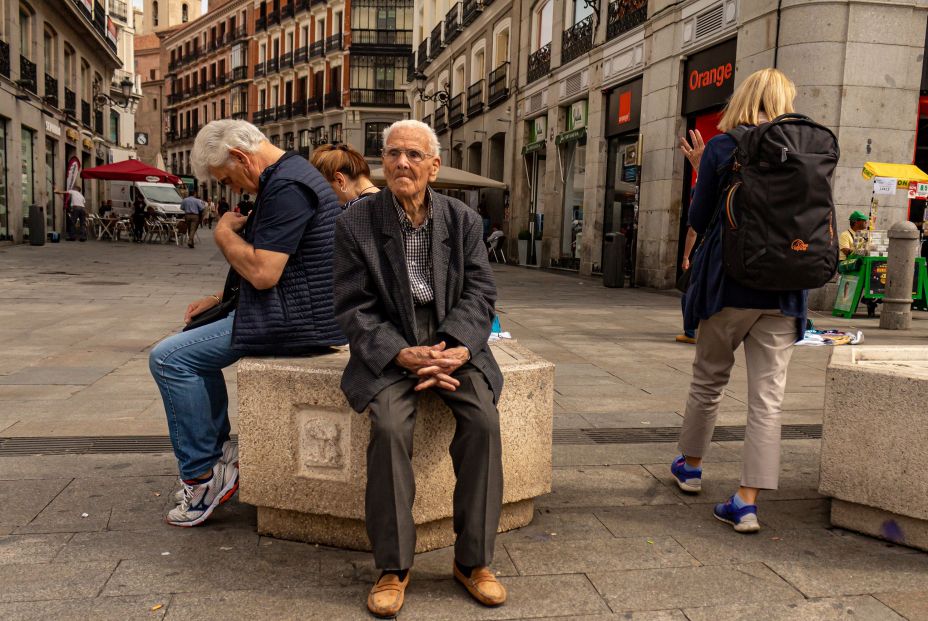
[791,239,809,252]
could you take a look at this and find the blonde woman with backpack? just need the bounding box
[670,68,837,533]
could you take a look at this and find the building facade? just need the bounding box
[136,0,203,35]
[134,28,166,167]
[250,0,413,163]
[0,0,124,242]
[108,0,143,163]
[505,0,928,287]
[407,0,518,230]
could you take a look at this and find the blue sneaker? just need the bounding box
[670,455,702,493]
[714,495,761,533]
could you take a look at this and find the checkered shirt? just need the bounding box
[393,190,434,305]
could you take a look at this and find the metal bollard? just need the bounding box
[879,221,920,330]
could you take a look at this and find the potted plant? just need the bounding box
[517,230,531,265]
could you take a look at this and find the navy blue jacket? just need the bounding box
[684,131,807,339]
[232,152,347,353]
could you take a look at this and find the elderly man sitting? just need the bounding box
[149,120,345,527]
[334,120,506,617]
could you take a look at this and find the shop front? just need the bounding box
[521,115,547,266]
[677,37,736,271]
[603,77,643,282]
[553,100,588,270]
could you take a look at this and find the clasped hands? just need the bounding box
[395,342,470,392]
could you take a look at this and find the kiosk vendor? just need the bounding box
[839,211,870,260]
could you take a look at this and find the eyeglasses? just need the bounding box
[382,147,433,163]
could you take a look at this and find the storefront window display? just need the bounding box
[522,115,547,265]
[22,127,36,239]
[553,100,588,270]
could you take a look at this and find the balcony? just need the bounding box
[110,0,128,22]
[324,91,342,109]
[422,114,431,127]
[44,74,58,107]
[448,93,464,128]
[268,8,280,25]
[351,29,412,50]
[253,109,265,124]
[20,56,37,93]
[434,105,448,134]
[278,103,292,120]
[254,61,265,77]
[325,33,343,54]
[487,62,509,107]
[64,87,76,116]
[407,51,415,82]
[349,89,407,107]
[295,0,310,13]
[293,99,307,116]
[295,45,308,64]
[310,41,324,59]
[608,0,647,40]
[299,145,310,158]
[93,1,106,37]
[281,2,294,19]
[462,0,482,25]
[233,66,248,81]
[168,92,184,104]
[232,26,249,42]
[417,40,429,71]
[267,57,279,73]
[307,96,323,114]
[562,15,594,65]
[0,40,9,79]
[256,16,266,31]
[81,100,91,127]
[94,109,103,135]
[429,24,442,59]
[466,80,484,117]
[526,43,550,84]
[232,109,248,120]
[444,4,462,45]
[281,51,293,69]
[265,106,278,122]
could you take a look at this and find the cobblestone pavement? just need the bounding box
[1,236,927,620]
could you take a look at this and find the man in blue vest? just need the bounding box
[149,120,345,527]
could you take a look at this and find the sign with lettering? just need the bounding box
[605,78,642,137]
[918,182,928,198]
[682,38,737,115]
[872,177,897,195]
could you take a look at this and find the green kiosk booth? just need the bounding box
[833,162,928,318]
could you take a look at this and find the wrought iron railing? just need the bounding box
[278,103,292,119]
[268,8,280,25]
[281,2,294,19]
[448,93,464,127]
[324,91,342,108]
[295,45,308,63]
[417,40,429,70]
[233,66,248,81]
[20,56,37,92]
[429,24,442,58]
[256,16,266,31]
[253,109,266,124]
[81,99,91,126]
[295,0,310,13]
[434,105,448,133]
[351,30,413,47]
[487,62,508,107]
[0,40,9,79]
[527,44,550,84]
[310,41,324,58]
[466,80,484,116]
[293,99,307,116]
[254,61,265,77]
[45,74,58,107]
[349,89,407,107]
[562,15,594,64]
[407,52,416,82]
[462,0,481,26]
[307,96,323,113]
[444,4,462,44]
[232,109,248,120]
[325,33,343,53]
[267,57,279,73]
[110,0,128,21]
[607,0,647,40]
[64,87,76,115]
[281,51,293,68]
[95,109,103,135]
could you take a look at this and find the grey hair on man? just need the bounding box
[382,120,441,157]
[191,120,268,182]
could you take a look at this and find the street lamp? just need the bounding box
[94,76,139,113]
[413,72,450,106]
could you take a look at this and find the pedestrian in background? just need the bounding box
[54,185,87,242]
[237,193,254,217]
[203,197,215,229]
[132,193,147,242]
[218,196,231,218]
[310,143,380,209]
[181,190,205,248]
[670,68,808,533]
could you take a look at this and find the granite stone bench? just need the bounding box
[820,346,928,551]
[236,341,554,552]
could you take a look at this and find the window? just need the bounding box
[153,97,157,110]
[182,3,188,23]
[493,24,509,68]
[350,55,405,91]
[150,68,156,80]
[63,44,75,89]
[109,109,119,143]
[273,37,279,58]
[220,98,225,118]
[43,27,56,76]
[271,84,278,107]
[19,5,32,60]
[286,31,293,53]
[152,0,159,27]
[80,59,90,101]
[532,0,552,50]
[330,123,342,143]
[300,25,309,46]
[365,121,390,157]
[259,88,265,110]
[259,42,266,62]
[471,46,485,84]
[568,0,593,26]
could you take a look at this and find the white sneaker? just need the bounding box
[166,459,239,527]
[173,441,238,503]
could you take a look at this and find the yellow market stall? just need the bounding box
[833,162,928,318]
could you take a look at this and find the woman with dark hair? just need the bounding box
[310,143,379,209]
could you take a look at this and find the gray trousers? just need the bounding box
[677,307,796,490]
[366,305,503,570]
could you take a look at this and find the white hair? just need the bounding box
[382,120,441,157]
[191,120,268,182]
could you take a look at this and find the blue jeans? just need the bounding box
[149,313,242,479]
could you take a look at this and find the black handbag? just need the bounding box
[183,269,240,332]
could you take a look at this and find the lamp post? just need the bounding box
[94,76,139,113]
[413,72,450,106]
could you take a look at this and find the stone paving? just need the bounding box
[1,235,928,620]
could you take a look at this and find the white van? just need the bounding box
[108,181,185,218]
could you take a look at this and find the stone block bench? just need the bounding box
[820,346,928,551]
[236,341,554,552]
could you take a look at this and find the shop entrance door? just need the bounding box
[676,108,723,274]
[604,133,640,282]
[525,152,545,265]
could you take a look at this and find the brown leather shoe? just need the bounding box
[367,572,409,618]
[453,564,507,607]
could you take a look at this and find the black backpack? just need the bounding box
[722,113,840,291]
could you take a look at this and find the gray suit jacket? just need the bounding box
[333,188,503,412]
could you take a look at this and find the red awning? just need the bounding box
[81,159,181,185]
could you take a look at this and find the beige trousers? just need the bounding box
[677,307,797,490]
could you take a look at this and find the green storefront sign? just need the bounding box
[832,256,928,318]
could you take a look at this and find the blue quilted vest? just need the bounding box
[231,152,347,353]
